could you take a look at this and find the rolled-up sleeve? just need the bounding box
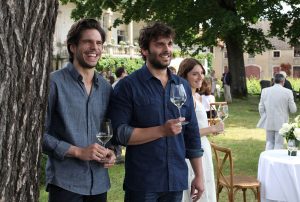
[109,79,134,146]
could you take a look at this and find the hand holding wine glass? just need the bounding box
[96,119,113,162]
[170,83,189,125]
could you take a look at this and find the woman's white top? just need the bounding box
[201,95,216,112]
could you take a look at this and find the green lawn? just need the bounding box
[39,95,300,202]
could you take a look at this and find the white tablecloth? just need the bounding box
[257,150,300,202]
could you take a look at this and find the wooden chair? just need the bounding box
[210,142,260,202]
[208,102,227,126]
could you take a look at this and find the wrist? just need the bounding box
[66,145,81,158]
[108,146,117,156]
[159,125,167,137]
[212,125,217,133]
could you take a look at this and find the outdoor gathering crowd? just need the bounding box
[42,18,297,202]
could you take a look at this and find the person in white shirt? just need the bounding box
[201,79,217,118]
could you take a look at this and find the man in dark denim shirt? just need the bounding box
[43,19,115,202]
[109,22,204,202]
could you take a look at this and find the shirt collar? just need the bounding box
[67,62,99,86]
[68,62,82,81]
[140,64,154,81]
[140,64,178,84]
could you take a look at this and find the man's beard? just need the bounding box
[147,50,171,70]
[76,52,98,69]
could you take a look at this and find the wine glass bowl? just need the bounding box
[170,83,189,125]
[96,119,113,147]
[217,104,229,121]
[216,104,228,134]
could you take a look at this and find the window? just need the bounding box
[293,66,300,78]
[248,53,255,58]
[273,51,280,58]
[294,46,300,57]
[117,30,125,44]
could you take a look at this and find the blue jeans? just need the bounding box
[124,190,183,202]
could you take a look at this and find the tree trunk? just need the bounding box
[0,1,58,201]
[225,33,248,98]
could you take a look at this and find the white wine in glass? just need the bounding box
[170,83,189,125]
[217,104,229,121]
[217,104,228,134]
[96,119,113,147]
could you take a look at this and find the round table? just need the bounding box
[257,149,300,202]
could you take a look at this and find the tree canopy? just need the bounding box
[61,0,300,97]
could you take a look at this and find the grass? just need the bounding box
[39,95,300,202]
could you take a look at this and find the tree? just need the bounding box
[61,0,300,98]
[0,1,58,201]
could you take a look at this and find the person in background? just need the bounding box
[257,73,297,150]
[200,79,217,119]
[168,66,177,74]
[108,75,115,85]
[42,19,116,202]
[178,58,224,202]
[109,22,204,202]
[209,70,217,95]
[221,66,232,103]
[279,71,293,91]
[112,66,128,88]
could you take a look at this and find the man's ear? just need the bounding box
[141,48,148,57]
[70,44,76,54]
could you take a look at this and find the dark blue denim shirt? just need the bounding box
[42,63,112,195]
[109,65,203,192]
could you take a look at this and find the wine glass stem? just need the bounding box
[178,107,182,118]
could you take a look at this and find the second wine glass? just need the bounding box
[217,104,229,121]
[216,104,228,134]
[170,83,189,125]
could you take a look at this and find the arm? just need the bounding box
[42,80,71,160]
[43,79,110,162]
[189,157,205,201]
[109,79,184,146]
[258,89,266,116]
[128,118,184,145]
[288,90,297,113]
[199,122,224,137]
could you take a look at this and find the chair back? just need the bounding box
[210,142,234,189]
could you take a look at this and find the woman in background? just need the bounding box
[201,79,217,119]
[178,58,224,202]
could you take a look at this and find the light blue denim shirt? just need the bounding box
[42,62,112,195]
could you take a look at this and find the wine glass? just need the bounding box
[96,119,113,147]
[170,83,189,125]
[217,104,228,134]
[217,104,229,121]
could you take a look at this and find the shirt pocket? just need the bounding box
[133,97,162,126]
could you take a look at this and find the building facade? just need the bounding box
[53,3,145,70]
[212,21,300,80]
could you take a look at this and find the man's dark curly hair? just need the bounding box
[138,22,175,61]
